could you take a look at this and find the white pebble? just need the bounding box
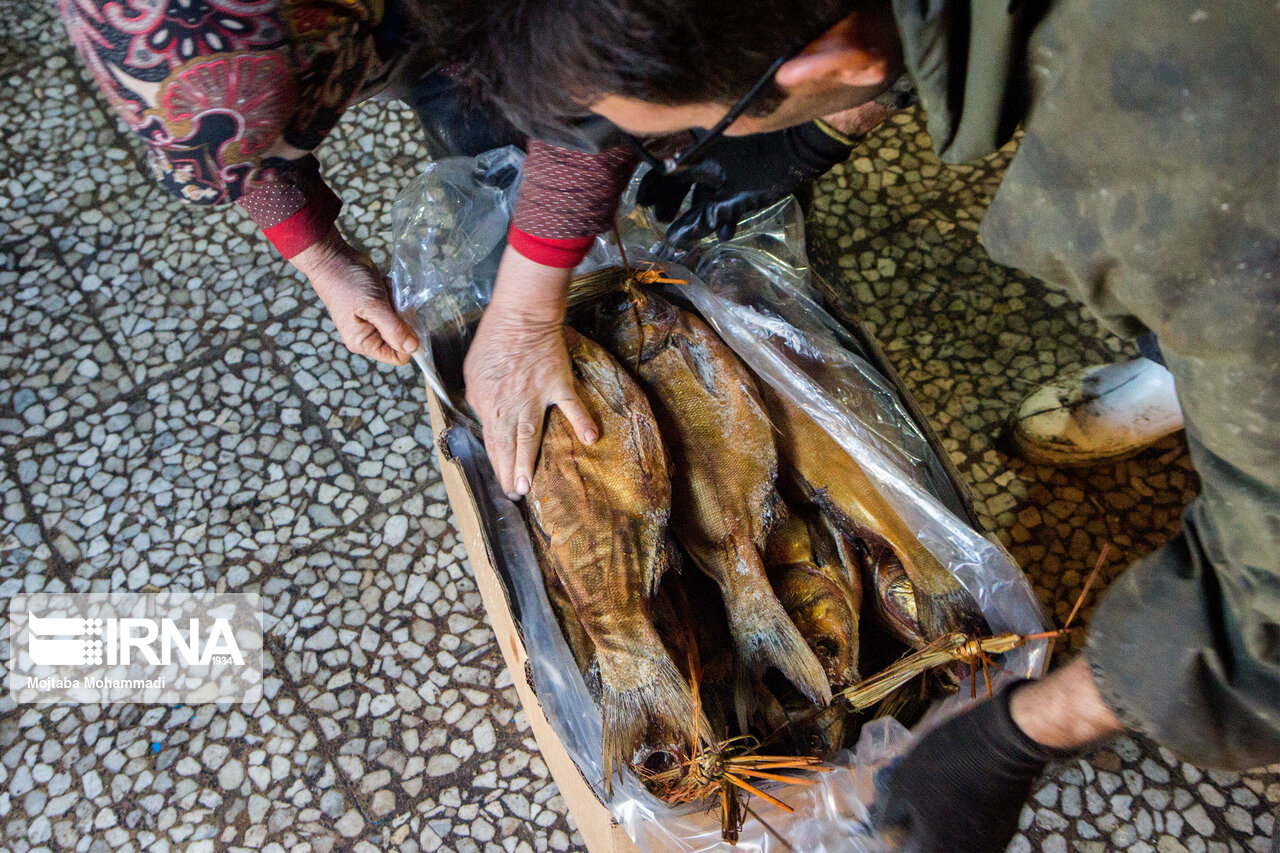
[304,626,337,651]
[427,755,460,777]
[384,515,408,547]
[335,808,365,837]
[218,760,245,790]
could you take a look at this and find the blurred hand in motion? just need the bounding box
[872,677,1086,852]
[638,120,855,246]
[292,226,420,366]
[464,246,597,499]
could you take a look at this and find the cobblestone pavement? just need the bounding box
[2,10,1277,853]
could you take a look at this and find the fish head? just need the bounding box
[589,291,681,367]
[763,507,814,567]
[765,686,849,756]
[772,563,859,689]
[863,547,929,648]
[806,705,848,756]
[884,575,920,629]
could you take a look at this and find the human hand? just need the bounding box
[463,247,597,499]
[638,120,854,246]
[871,681,1070,852]
[291,227,419,366]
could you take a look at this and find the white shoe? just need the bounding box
[1009,358,1184,466]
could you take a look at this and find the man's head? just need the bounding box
[467,0,900,137]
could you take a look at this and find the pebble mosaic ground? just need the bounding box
[1,9,1276,852]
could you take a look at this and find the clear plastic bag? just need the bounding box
[390,150,1050,851]
[390,147,523,408]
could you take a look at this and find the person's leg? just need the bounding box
[875,3,1277,849]
[1083,350,1280,767]
[978,0,1280,766]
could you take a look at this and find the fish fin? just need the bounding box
[600,653,707,794]
[918,583,991,642]
[761,487,787,539]
[649,537,679,599]
[583,656,603,707]
[729,595,834,708]
[700,681,729,741]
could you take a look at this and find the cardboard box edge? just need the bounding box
[425,390,641,853]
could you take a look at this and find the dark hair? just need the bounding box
[458,0,855,130]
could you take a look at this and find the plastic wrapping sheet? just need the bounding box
[390,147,523,408]
[390,151,1051,851]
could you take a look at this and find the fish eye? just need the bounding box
[642,750,680,775]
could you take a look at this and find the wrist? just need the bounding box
[487,245,571,327]
[258,177,342,260]
[995,681,1074,766]
[289,226,348,278]
[1008,658,1125,752]
[508,226,595,269]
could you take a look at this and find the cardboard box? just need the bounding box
[427,388,641,853]
[423,272,1003,852]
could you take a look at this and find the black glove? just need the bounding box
[871,681,1074,853]
[636,120,854,246]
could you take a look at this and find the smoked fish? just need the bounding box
[760,387,989,645]
[589,293,831,710]
[765,507,862,690]
[527,329,705,788]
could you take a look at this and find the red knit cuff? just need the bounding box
[507,226,595,269]
[262,182,342,259]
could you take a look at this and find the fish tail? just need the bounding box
[730,668,790,737]
[729,595,834,708]
[919,583,991,641]
[700,684,729,741]
[600,652,707,794]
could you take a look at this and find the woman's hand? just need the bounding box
[464,247,597,499]
[292,227,420,366]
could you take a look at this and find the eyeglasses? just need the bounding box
[627,48,799,177]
